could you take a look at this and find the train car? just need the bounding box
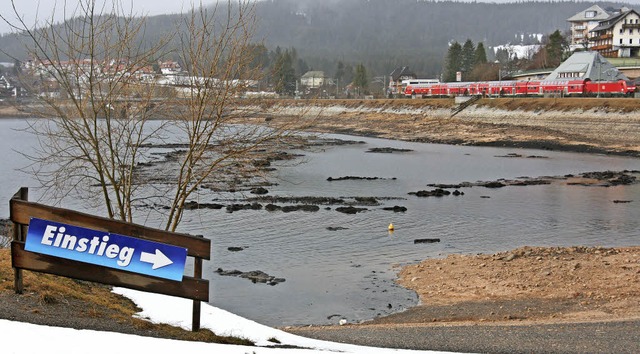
[403,79,440,98]
[403,78,636,98]
[584,80,635,96]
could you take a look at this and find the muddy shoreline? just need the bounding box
[5,97,640,157]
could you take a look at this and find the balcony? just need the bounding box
[622,23,640,29]
[588,33,613,41]
[591,44,613,51]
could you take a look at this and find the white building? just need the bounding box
[567,5,611,51]
[300,71,325,88]
[589,8,640,57]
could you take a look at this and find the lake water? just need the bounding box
[1,118,639,327]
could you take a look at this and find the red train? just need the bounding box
[403,78,636,98]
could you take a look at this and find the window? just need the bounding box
[630,29,634,35]
[585,10,596,18]
[631,38,634,45]
[621,38,624,44]
[621,28,624,34]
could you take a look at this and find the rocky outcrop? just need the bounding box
[215,268,285,286]
[409,188,464,197]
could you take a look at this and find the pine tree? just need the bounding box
[443,41,462,82]
[461,39,476,80]
[353,63,368,95]
[273,50,296,96]
[474,42,488,65]
[546,30,567,68]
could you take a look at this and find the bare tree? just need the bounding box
[159,2,307,231]
[4,0,308,232]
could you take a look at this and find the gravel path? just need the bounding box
[286,320,640,353]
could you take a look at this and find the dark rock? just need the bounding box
[327,176,393,182]
[281,205,320,212]
[215,268,285,285]
[249,196,346,205]
[265,204,281,211]
[250,187,269,195]
[581,171,637,186]
[366,147,413,153]
[383,205,407,212]
[481,181,507,188]
[335,206,368,214]
[354,197,379,205]
[215,268,243,276]
[414,238,441,244]
[226,203,263,213]
[326,226,349,231]
[426,183,468,189]
[227,247,244,252]
[495,153,522,158]
[183,201,225,210]
[613,200,632,203]
[409,188,451,197]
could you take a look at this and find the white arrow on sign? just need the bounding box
[140,249,174,270]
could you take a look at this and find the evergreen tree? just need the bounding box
[353,63,368,95]
[334,61,346,95]
[474,42,488,65]
[528,30,569,69]
[546,30,568,68]
[296,58,309,77]
[273,50,296,96]
[443,41,462,82]
[335,61,346,82]
[461,39,476,80]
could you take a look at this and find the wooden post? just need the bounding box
[12,187,28,294]
[192,235,204,332]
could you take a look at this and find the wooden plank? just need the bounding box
[10,199,210,259]
[11,242,209,302]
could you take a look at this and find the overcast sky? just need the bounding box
[0,0,221,35]
[3,0,640,35]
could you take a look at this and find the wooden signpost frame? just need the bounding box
[9,187,211,331]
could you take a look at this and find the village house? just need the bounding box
[388,66,416,97]
[158,60,183,76]
[589,8,640,58]
[567,5,611,51]
[300,71,325,88]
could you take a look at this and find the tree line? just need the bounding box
[442,29,570,83]
[0,0,621,81]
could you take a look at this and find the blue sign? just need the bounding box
[25,218,187,281]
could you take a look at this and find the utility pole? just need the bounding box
[597,58,601,98]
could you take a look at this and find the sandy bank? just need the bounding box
[251,98,640,157]
[365,246,640,326]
